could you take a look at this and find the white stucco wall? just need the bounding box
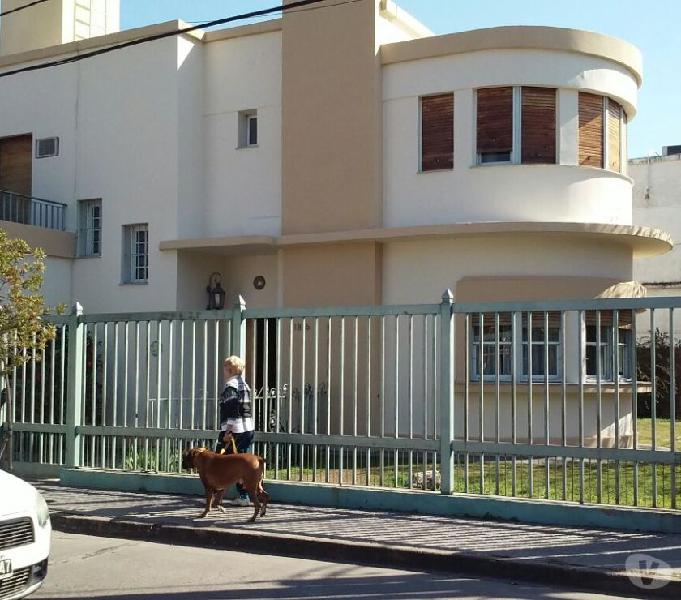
[202,32,282,238]
[382,235,633,305]
[631,156,681,284]
[382,49,638,229]
[42,257,72,308]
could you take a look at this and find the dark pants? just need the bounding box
[216,430,254,498]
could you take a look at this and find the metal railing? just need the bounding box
[3,294,680,512]
[0,190,67,231]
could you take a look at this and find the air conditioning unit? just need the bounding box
[35,137,59,159]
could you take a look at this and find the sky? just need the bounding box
[121,0,681,159]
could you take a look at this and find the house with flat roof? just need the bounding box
[0,0,673,448]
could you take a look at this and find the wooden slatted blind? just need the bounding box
[579,92,604,167]
[521,87,556,164]
[477,87,513,158]
[607,98,622,172]
[0,134,32,196]
[420,93,454,171]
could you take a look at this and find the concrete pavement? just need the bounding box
[32,479,681,599]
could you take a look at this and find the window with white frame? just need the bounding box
[238,110,258,147]
[584,313,633,380]
[476,86,557,166]
[77,199,102,257]
[122,224,148,283]
[470,313,561,381]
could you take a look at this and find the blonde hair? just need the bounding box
[224,355,245,375]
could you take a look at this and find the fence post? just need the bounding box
[65,302,84,469]
[439,289,454,494]
[231,295,247,358]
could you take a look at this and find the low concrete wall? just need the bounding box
[59,467,681,534]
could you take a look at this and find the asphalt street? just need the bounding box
[31,531,641,600]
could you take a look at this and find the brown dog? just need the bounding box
[182,447,270,522]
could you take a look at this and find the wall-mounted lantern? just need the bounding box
[253,275,266,290]
[207,272,226,310]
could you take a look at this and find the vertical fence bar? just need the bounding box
[651,309,657,507]
[464,313,470,493]
[113,321,119,468]
[340,316,346,483]
[367,315,372,487]
[49,336,56,465]
[353,316,358,485]
[393,315,399,488]
[326,316,331,483]
[439,290,454,494]
[65,303,84,469]
[288,318,293,480]
[313,317,319,482]
[276,317,282,480]
[544,311,550,500]
[479,313,484,494]
[670,308,676,509]
[380,315,385,487]
[300,317,306,480]
[495,312,501,495]
[511,311,518,497]
[90,325,97,469]
[408,315,414,490]
[614,310,621,505]
[578,310,585,504]
[596,310,602,504]
[561,311,567,501]
[528,312,533,498]
[631,312,638,506]
[134,322,140,470]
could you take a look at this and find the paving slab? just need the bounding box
[32,479,681,599]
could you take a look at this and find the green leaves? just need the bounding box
[0,229,57,378]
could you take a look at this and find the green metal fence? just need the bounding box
[3,293,680,512]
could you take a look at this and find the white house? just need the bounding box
[0,0,673,447]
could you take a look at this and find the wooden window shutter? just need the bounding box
[420,93,453,171]
[579,92,604,167]
[477,87,513,155]
[521,87,556,164]
[607,99,622,172]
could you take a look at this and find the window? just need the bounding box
[579,93,626,172]
[122,224,148,283]
[420,93,454,171]
[471,313,561,381]
[77,199,102,257]
[476,87,514,164]
[476,86,556,165]
[585,313,632,380]
[35,137,59,158]
[238,110,258,147]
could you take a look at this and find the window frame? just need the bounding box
[470,313,562,383]
[122,223,149,284]
[584,315,633,382]
[77,198,102,258]
[475,86,557,167]
[418,92,455,172]
[238,110,258,148]
[35,136,59,159]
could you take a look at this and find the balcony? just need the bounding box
[0,189,67,231]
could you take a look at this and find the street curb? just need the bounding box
[50,512,680,599]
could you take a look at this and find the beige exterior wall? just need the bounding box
[281,243,382,308]
[281,0,382,236]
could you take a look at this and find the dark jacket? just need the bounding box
[219,375,252,426]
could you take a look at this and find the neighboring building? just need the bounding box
[631,147,681,314]
[0,0,673,446]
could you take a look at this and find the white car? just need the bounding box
[0,469,50,600]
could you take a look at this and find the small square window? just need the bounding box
[77,199,102,257]
[238,110,258,147]
[122,223,148,283]
[36,137,59,158]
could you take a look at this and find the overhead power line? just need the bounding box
[0,0,53,19]
[0,0,364,80]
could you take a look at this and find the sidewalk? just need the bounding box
[34,478,681,599]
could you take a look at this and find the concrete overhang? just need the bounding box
[1,222,75,258]
[381,25,643,87]
[160,222,672,259]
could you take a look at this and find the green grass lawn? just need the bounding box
[260,442,680,510]
[636,418,681,450]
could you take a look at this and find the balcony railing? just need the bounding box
[0,190,67,231]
